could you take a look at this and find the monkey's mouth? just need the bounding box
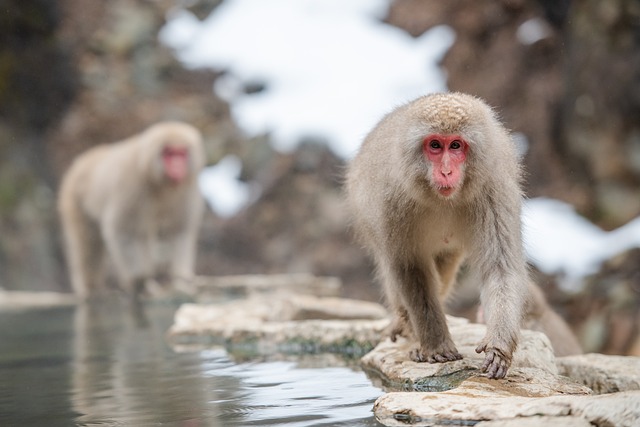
[438,186,456,197]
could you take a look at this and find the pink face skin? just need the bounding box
[162,146,190,183]
[422,134,468,197]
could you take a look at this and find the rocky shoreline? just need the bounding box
[167,275,640,426]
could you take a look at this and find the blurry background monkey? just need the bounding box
[58,121,205,299]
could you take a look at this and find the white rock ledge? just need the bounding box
[364,318,640,426]
[557,353,640,393]
[374,389,640,427]
[0,290,77,308]
[167,293,390,356]
[193,274,342,300]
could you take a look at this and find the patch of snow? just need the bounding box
[160,0,455,158]
[198,155,257,217]
[516,18,551,45]
[523,198,640,290]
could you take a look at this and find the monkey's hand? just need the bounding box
[475,342,512,379]
[410,340,462,364]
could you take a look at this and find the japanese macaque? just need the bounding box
[346,92,528,379]
[58,121,205,299]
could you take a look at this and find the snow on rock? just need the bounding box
[160,0,455,158]
[198,155,257,217]
[523,198,640,289]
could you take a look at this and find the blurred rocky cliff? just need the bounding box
[0,0,638,353]
[388,0,640,228]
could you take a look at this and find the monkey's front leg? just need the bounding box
[474,275,523,379]
[395,263,462,363]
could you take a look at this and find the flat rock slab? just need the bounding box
[362,316,559,390]
[557,353,640,393]
[168,294,390,355]
[0,290,77,309]
[193,274,342,300]
[361,316,640,426]
[374,389,640,426]
[475,415,593,427]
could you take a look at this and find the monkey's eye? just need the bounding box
[450,140,462,150]
[429,140,441,150]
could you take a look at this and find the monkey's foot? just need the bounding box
[388,320,410,342]
[387,311,413,342]
[410,343,462,364]
[389,326,403,342]
[475,344,512,379]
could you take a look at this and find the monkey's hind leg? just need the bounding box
[102,227,153,298]
[62,210,105,299]
[388,306,413,342]
[435,251,464,299]
[380,264,414,342]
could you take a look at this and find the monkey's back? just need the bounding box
[345,102,415,251]
[58,144,112,220]
[58,139,143,222]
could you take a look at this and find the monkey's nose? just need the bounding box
[441,169,452,177]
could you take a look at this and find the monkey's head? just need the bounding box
[422,133,468,198]
[402,92,506,201]
[141,122,204,186]
[162,145,191,183]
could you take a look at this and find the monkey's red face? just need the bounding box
[423,134,468,197]
[162,146,190,183]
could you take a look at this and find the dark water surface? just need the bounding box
[0,301,385,426]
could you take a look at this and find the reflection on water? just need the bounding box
[0,301,384,426]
